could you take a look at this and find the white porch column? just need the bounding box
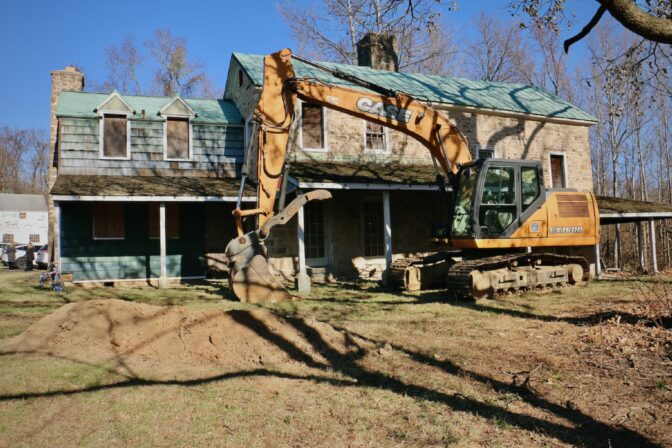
[594,242,601,279]
[382,191,392,270]
[54,201,61,266]
[158,202,168,288]
[295,191,311,293]
[649,220,658,274]
[636,221,645,271]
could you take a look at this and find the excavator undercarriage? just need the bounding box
[390,252,589,298]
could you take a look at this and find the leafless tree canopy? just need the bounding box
[0,127,49,194]
[98,30,218,98]
[279,0,459,75]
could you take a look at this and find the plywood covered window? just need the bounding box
[92,203,125,240]
[301,103,325,150]
[166,118,190,160]
[362,199,385,257]
[365,121,386,151]
[550,154,566,188]
[148,203,180,239]
[102,115,128,159]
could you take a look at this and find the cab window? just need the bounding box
[521,166,541,211]
[479,166,517,235]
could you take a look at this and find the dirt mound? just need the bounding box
[2,299,370,379]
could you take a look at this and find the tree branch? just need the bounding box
[599,0,672,44]
[563,5,607,54]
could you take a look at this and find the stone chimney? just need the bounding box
[48,66,84,261]
[356,33,399,71]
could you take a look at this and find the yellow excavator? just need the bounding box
[225,49,599,302]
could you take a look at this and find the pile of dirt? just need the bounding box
[2,299,371,379]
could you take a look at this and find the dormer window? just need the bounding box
[96,92,133,160]
[166,117,190,160]
[160,97,195,161]
[102,114,129,159]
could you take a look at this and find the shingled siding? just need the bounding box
[59,202,205,281]
[57,118,244,177]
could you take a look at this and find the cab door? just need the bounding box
[475,163,519,238]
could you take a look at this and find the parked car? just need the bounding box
[1,244,26,267]
[35,244,49,268]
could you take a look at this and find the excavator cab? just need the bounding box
[450,159,545,240]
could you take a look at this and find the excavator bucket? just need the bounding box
[225,190,332,303]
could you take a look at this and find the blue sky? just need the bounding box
[0,0,598,131]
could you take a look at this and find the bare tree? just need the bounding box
[529,24,576,101]
[101,36,144,95]
[465,14,535,83]
[0,127,49,194]
[279,0,459,75]
[98,29,216,98]
[145,29,210,97]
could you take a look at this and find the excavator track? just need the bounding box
[445,253,590,299]
[388,252,456,291]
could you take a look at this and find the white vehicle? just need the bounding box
[1,244,35,268]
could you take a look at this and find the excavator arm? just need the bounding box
[226,48,471,302]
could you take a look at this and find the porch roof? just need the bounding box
[50,175,254,202]
[288,161,439,190]
[597,196,672,223]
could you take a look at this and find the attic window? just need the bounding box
[101,114,129,159]
[165,117,191,160]
[238,69,244,87]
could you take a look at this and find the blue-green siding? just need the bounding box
[60,202,206,281]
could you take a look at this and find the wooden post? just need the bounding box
[636,221,645,271]
[382,191,392,269]
[594,242,601,278]
[649,220,658,274]
[158,202,168,288]
[296,190,310,293]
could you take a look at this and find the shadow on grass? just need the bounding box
[0,305,661,447]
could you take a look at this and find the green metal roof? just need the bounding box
[232,52,596,123]
[55,91,243,124]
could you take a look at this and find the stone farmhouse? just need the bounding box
[48,36,600,285]
[224,36,597,281]
[0,194,48,246]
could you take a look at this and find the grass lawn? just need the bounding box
[0,269,670,447]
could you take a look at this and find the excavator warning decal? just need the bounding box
[356,97,413,123]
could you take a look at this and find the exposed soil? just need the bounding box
[2,299,372,379]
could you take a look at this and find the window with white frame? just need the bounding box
[362,199,385,257]
[477,148,495,159]
[165,117,191,160]
[301,102,326,150]
[364,121,387,152]
[101,114,129,159]
[148,203,180,239]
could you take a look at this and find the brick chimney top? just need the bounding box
[356,33,399,72]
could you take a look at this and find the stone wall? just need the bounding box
[48,67,84,261]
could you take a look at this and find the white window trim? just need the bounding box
[476,147,497,159]
[163,116,194,162]
[548,151,569,188]
[362,119,390,154]
[98,111,132,160]
[298,100,328,152]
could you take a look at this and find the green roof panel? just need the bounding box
[232,52,596,123]
[56,92,243,124]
